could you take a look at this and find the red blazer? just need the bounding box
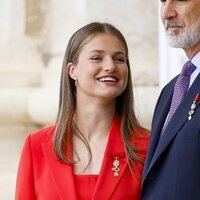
[16,115,148,200]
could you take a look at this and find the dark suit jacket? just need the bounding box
[16,115,148,200]
[141,72,200,200]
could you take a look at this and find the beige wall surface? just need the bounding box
[0,0,159,199]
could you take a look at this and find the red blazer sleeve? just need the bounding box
[15,135,36,200]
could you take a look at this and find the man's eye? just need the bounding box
[160,0,187,2]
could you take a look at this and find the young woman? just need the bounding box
[16,22,149,200]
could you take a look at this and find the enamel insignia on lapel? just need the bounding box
[112,157,120,177]
[188,93,200,120]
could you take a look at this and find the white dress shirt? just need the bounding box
[189,51,200,87]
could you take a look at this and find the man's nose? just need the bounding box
[161,1,177,21]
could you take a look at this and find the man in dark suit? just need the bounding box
[141,0,200,200]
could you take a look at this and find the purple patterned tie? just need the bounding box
[161,61,196,134]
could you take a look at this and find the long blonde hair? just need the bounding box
[54,22,147,167]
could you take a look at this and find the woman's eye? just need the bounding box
[114,57,126,63]
[91,56,102,61]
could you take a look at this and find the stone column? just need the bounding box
[0,0,43,131]
[0,1,44,199]
[0,0,43,87]
[28,0,87,125]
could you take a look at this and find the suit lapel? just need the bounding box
[142,78,175,182]
[145,73,200,179]
[42,141,78,200]
[92,115,128,200]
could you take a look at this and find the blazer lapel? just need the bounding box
[42,141,78,200]
[92,115,128,200]
[146,73,200,177]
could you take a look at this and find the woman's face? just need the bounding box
[68,33,128,103]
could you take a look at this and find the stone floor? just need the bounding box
[0,126,39,200]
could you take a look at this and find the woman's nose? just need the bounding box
[103,57,115,72]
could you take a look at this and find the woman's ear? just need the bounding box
[67,62,77,80]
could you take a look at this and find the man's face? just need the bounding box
[160,0,200,49]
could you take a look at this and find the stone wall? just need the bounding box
[0,0,159,134]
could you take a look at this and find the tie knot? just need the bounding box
[181,61,196,76]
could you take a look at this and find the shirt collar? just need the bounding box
[191,51,200,69]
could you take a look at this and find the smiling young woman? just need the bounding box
[67,33,128,102]
[16,22,149,200]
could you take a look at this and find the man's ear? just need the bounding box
[67,62,77,80]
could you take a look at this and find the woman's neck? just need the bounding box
[73,103,115,140]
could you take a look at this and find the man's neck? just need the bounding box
[184,42,200,59]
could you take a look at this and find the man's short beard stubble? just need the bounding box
[164,18,200,49]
